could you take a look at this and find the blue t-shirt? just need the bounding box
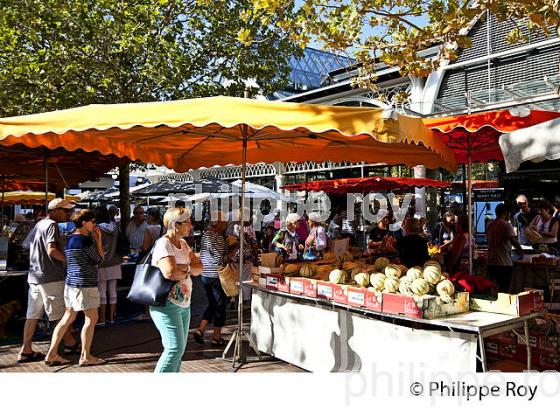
[65,234,102,288]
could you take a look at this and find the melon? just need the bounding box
[410,278,430,296]
[423,261,441,270]
[423,265,442,285]
[329,269,347,284]
[313,265,334,280]
[282,264,300,275]
[436,280,455,303]
[399,277,414,296]
[384,264,402,279]
[354,272,370,288]
[300,263,316,278]
[384,277,400,293]
[369,273,386,291]
[340,251,353,262]
[374,257,390,271]
[406,267,423,281]
[342,261,360,271]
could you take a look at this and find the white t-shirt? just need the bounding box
[152,236,192,308]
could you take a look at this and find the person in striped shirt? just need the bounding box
[193,210,228,346]
[44,209,105,367]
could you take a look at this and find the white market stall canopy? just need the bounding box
[499,117,560,173]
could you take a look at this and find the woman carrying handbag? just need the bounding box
[149,207,200,372]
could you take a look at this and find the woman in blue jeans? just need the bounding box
[150,207,200,372]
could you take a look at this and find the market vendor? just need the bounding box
[367,214,397,254]
[528,200,559,251]
[303,212,327,260]
[271,213,304,261]
[396,218,430,268]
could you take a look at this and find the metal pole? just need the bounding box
[237,126,248,364]
[1,175,6,229]
[467,136,473,275]
[44,152,49,214]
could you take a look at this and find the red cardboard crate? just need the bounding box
[303,279,318,298]
[347,287,367,308]
[382,292,469,319]
[364,290,383,312]
[383,293,423,318]
[289,278,306,296]
[316,281,333,300]
[517,348,560,371]
[332,284,348,304]
[486,330,518,345]
[265,274,290,293]
[517,332,559,354]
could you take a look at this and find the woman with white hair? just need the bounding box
[149,207,200,372]
[271,212,304,262]
[303,212,328,260]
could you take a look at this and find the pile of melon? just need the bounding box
[324,257,457,304]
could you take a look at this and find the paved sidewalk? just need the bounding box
[0,314,303,373]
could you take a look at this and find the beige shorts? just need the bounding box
[64,286,100,312]
[26,281,66,321]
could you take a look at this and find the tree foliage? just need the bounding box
[0,0,300,116]
[246,0,560,89]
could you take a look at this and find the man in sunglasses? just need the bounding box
[514,195,537,246]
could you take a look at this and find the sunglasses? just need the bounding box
[517,202,527,207]
[176,220,192,226]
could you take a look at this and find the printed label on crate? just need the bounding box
[304,280,317,298]
[290,279,304,295]
[317,283,333,299]
[265,275,279,289]
[364,291,382,311]
[403,298,422,317]
[332,285,348,304]
[348,289,365,307]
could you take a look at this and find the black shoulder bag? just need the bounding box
[127,245,175,306]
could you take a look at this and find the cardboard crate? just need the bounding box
[303,279,318,298]
[382,292,470,319]
[258,266,282,274]
[470,290,544,316]
[364,290,383,312]
[332,284,349,304]
[316,281,334,301]
[347,286,368,308]
[265,274,290,293]
[486,330,518,345]
[517,348,560,371]
[517,332,559,354]
[289,278,306,296]
[485,341,518,361]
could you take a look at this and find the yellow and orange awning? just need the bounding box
[0,96,457,171]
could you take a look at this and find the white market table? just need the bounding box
[249,284,542,373]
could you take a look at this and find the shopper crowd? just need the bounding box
[14,192,560,372]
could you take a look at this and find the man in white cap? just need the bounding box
[17,198,78,363]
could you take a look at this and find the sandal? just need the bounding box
[79,357,106,367]
[45,356,71,367]
[211,337,227,347]
[63,342,81,354]
[17,351,45,363]
[193,330,204,344]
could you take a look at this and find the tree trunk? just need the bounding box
[118,163,130,232]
